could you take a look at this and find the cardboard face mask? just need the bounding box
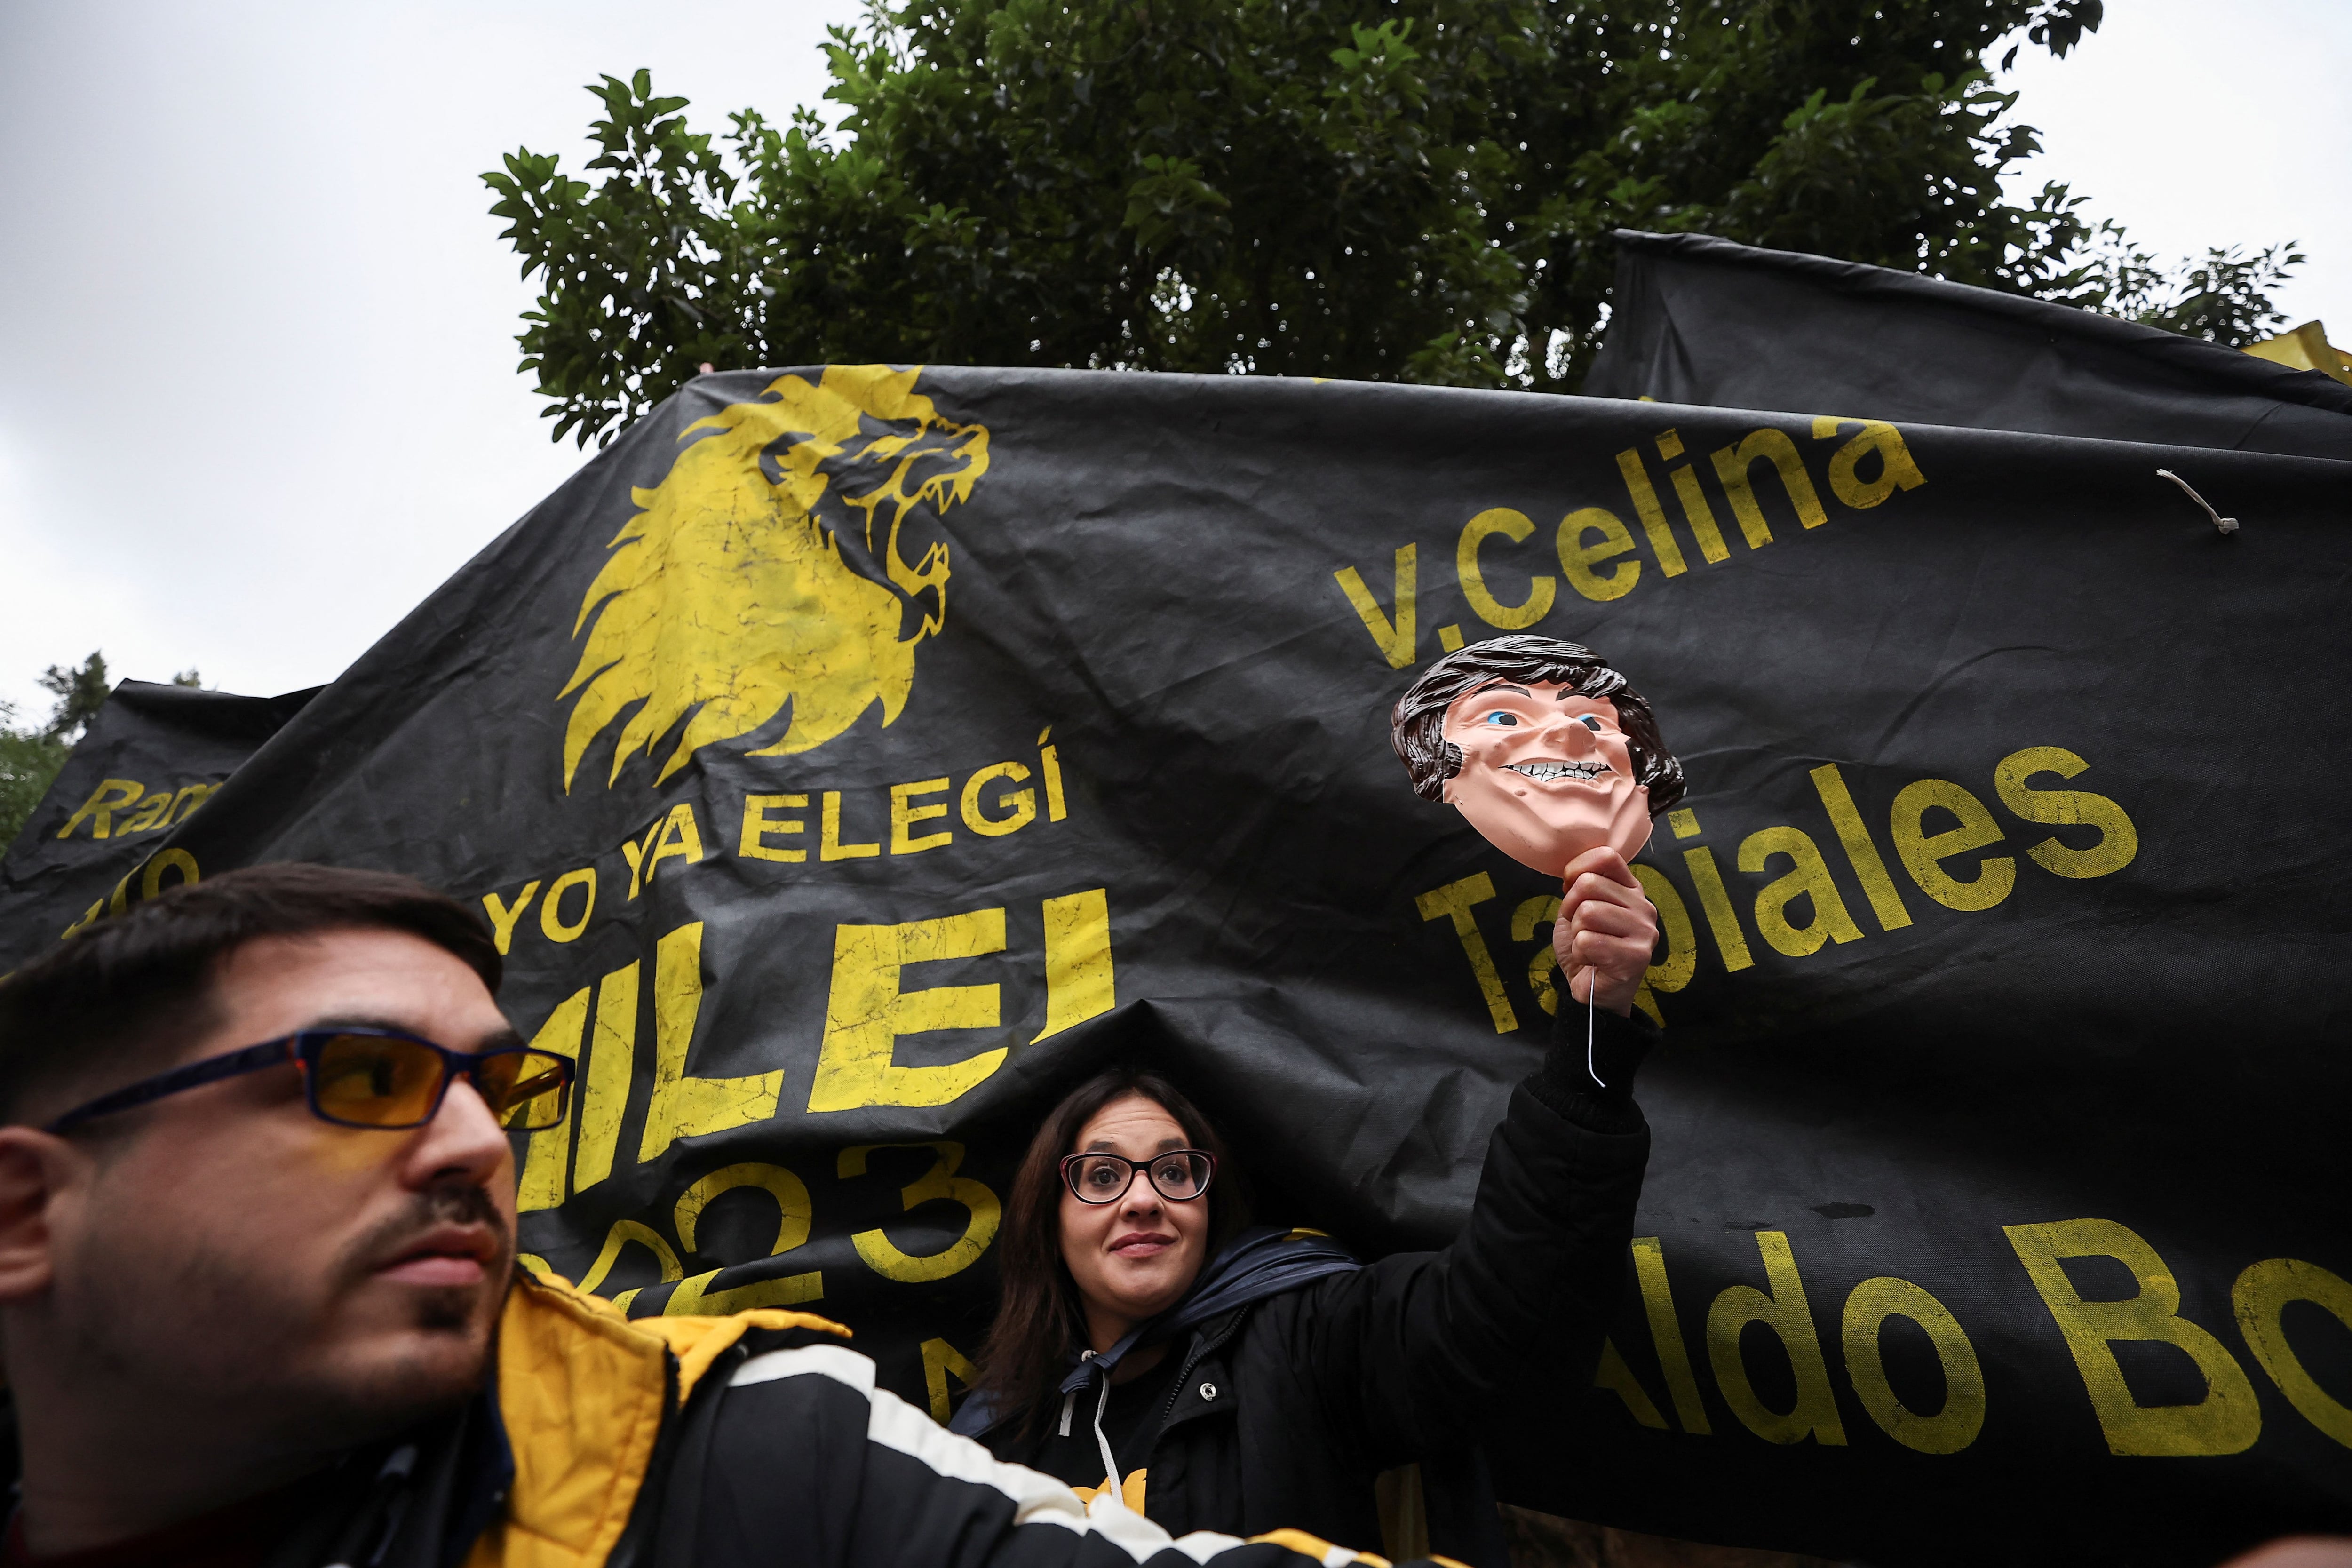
[1438,680,1653,876]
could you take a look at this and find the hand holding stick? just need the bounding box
[1552,845,1660,1020]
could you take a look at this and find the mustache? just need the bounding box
[339,1183,511,1285]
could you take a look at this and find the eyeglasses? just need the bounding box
[44,1027,575,1136]
[1060,1149,1216,1205]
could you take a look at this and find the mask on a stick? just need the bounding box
[1390,635,1685,879]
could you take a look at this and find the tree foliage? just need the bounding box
[0,650,104,851]
[486,0,2290,448]
[0,716,68,852]
[0,654,200,850]
[38,650,111,744]
[2070,230,2306,348]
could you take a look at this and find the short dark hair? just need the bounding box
[1390,634,1686,813]
[0,863,501,1127]
[972,1065,1248,1437]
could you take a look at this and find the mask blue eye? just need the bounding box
[1482,711,1519,727]
[1577,715,1605,733]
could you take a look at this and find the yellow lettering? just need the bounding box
[922,1337,981,1425]
[1630,1237,1711,1434]
[1595,1336,1669,1429]
[1414,873,1518,1033]
[667,1162,821,1312]
[55,779,144,840]
[810,908,1008,1111]
[1511,895,1562,1017]
[1664,465,1730,565]
[1737,826,1863,956]
[839,1142,1001,1283]
[1710,429,1827,547]
[1680,846,1754,972]
[516,987,591,1212]
[890,778,954,854]
[1630,864,1697,995]
[1033,888,1115,1042]
[1811,416,1925,509]
[165,782,215,826]
[621,818,662,899]
[481,881,543,956]
[1615,450,1687,576]
[1891,779,2014,911]
[740,793,809,863]
[646,802,706,882]
[1457,508,1557,630]
[1333,545,1419,668]
[120,792,173,834]
[1706,1230,1847,1446]
[2233,1258,2352,1449]
[139,848,198,900]
[821,790,882,860]
[1555,507,1641,603]
[1808,764,1913,931]
[1039,738,1068,821]
[1841,1276,1986,1453]
[1993,747,2138,879]
[2004,1217,2261,1456]
[578,1218,682,1297]
[639,922,783,1162]
[573,961,639,1191]
[540,868,596,943]
[961,762,1036,837]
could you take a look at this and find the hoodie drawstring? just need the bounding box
[1089,1374,1121,1504]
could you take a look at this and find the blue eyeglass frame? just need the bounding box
[43,1026,576,1135]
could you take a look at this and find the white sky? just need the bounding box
[1,0,2344,719]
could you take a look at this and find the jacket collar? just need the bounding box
[948,1227,1359,1439]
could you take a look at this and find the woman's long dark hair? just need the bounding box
[972,1064,1248,1436]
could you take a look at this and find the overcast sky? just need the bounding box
[2,0,2344,719]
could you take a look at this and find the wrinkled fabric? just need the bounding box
[4,363,2346,1565]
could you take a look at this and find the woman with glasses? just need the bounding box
[948,981,1656,1568]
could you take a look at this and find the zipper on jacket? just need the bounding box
[607,1345,693,1568]
[1153,1307,1249,1436]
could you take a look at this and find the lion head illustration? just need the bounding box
[559,366,990,790]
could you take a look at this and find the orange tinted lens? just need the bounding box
[312,1035,444,1126]
[475,1051,569,1131]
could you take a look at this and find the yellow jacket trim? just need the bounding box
[464,1271,849,1567]
[1249,1528,1391,1567]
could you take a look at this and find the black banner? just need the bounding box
[1584,229,2352,461]
[1,680,315,953]
[5,366,2347,1564]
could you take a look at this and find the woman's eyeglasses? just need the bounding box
[44,1027,575,1135]
[1060,1149,1216,1205]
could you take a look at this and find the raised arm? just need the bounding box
[1272,846,1660,1461]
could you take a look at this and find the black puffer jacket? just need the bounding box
[959,1004,1656,1568]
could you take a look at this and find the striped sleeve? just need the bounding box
[695,1342,1403,1568]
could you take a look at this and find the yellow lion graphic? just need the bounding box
[560,366,990,789]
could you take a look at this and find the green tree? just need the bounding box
[39,651,111,743]
[487,0,2292,449]
[1,656,207,852]
[0,709,70,852]
[2070,229,2306,347]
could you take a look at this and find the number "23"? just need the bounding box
[554,1140,1000,1315]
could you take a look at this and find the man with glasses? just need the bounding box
[0,863,1416,1568]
